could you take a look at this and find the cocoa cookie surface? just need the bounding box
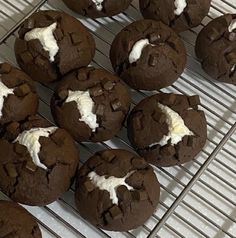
[0,200,42,238]
[139,0,211,33]
[0,63,38,125]
[14,10,95,83]
[62,0,133,18]
[110,19,186,91]
[0,115,79,206]
[196,14,236,85]
[127,93,207,167]
[51,67,131,142]
[75,149,160,231]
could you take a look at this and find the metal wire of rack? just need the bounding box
[0,0,235,237]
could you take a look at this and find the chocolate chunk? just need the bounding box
[103,80,115,91]
[117,185,132,203]
[226,51,236,64]
[58,90,68,100]
[0,63,12,74]
[35,56,48,67]
[152,110,165,123]
[109,205,123,220]
[95,104,105,116]
[133,112,143,130]
[187,136,195,147]
[70,33,81,45]
[6,122,20,135]
[83,180,95,192]
[25,160,37,172]
[160,145,175,158]
[111,99,122,111]
[131,157,148,169]
[20,52,33,64]
[5,164,18,178]
[53,28,64,41]
[104,212,113,224]
[168,94,176,104]
[89,85,103,97]
[77,71,87,81]
[207,28,220,41]
[148,33,161,43]
[24,19,35,29]
[133,190,148,201]
[14,143,27,155]
[14,84,31,97]
[188,95,200,107]
[148,54,158,66]
[101,150,116,162]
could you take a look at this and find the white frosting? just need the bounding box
[65,90,99,132]
[228,19,236,33]
[0,79,14,118]
[129,39,153,64]
[14,127,57,170]
[150,103,193,147]
[92,0,104,11]
[174,0,187,15]
[88,171,135,205]
[24,23,59,62]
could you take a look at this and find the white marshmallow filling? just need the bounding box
[174,0,187,16]
[88,171,135,205]
[14,127,58,170]
[92,0,104,11]
[0,79,14,118]
[65,90,99,132]
[24,22,59,62]
[150,103,194,147]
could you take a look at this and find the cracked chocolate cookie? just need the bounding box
[139,0,211,33]
[14,10,95,83]
[196,14,236,85]
[62,0,133,18]
[127,93,207,167]
[110,19,186,91]
[0,115,79,206]
[0,200,42,238]
[0,63,38,125]
[75,149,160,231]
[51,67,131,142]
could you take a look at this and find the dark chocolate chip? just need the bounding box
[25,160,37,172]
[103,80,115,91]
[111,99,122,111]
[58,90,68,100]
[148,33,161,44]
[95,104,105,116]
[24,19,35,29]
[53,28,64,41]
[226,51,236,64]
[77,71,87,81]
[14,83,31,97]
[132,190,148,201]
[188,95,200,107]
[5,164,18,178]
[83,180,95,192]
[187,136,195,147]
[109,205,122,219]
[89,85,103,97]
[117,185,132,203]
[20,52,33,64]
[104,212,113,224]
[148,54,158,66]
[101,150,116,162]
[160,145,175,158]
[70,33,81,45]
[131,157,147,169]
[0,63,12,74]
[35,56,48,67]
[152,110,165,124]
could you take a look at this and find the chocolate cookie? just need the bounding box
[0,63,38,125]
[195,14,236,85]
[139,0,211,33]
[14,10,95,83]
[62,0,133,18]
[0,200,42,238]
[110,19,186,91]
[75,149,160,231]
[0,115,79,206]
[127,93,207,167]
[51,67,131,142]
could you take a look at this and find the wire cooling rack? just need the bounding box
[0,0,235,237]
